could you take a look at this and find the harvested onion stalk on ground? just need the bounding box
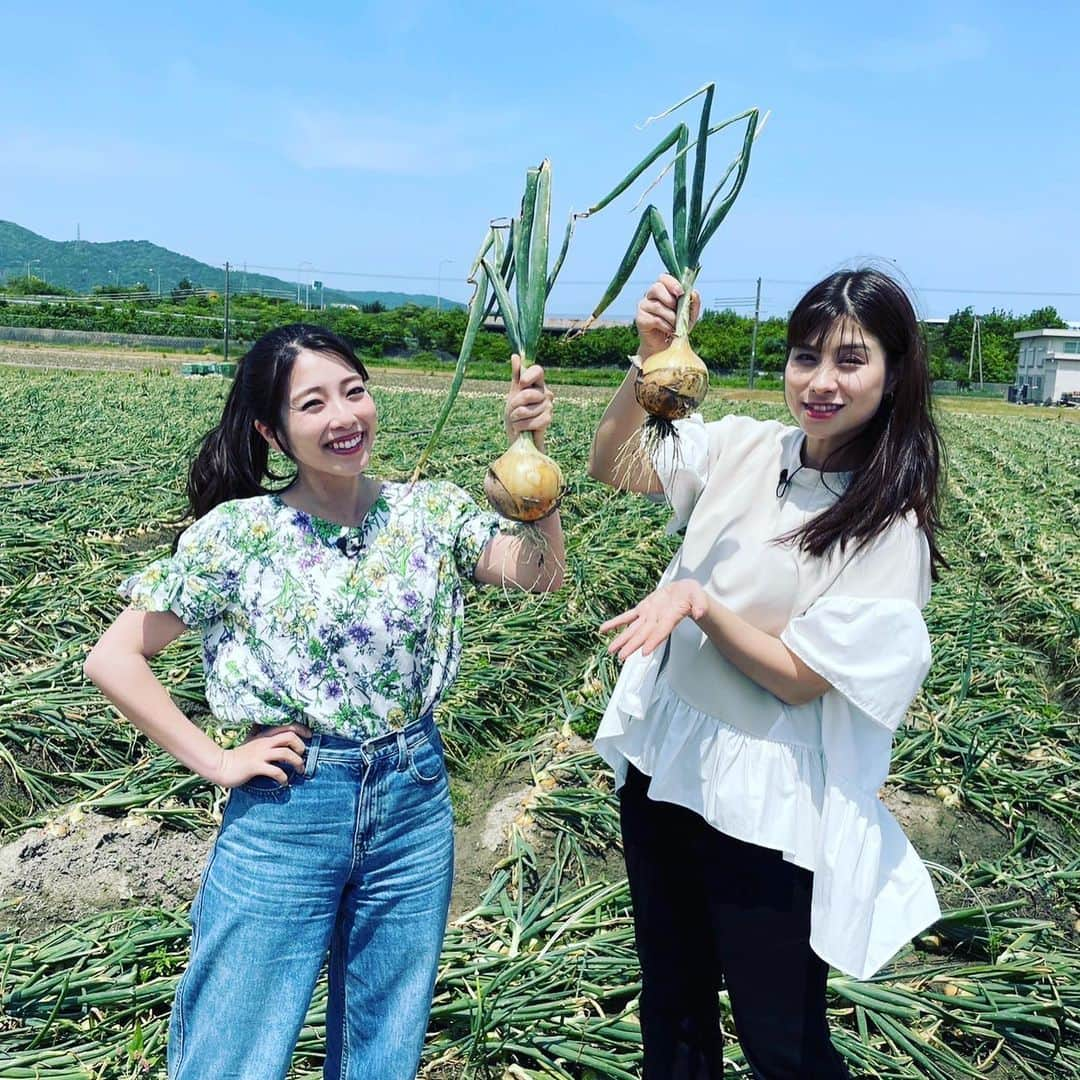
[580,83,766,458]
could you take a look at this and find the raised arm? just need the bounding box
[587,274,700,493]
[85,608,311,785]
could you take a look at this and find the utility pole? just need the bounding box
[748,276,761,390]
[968,314,983,387]
[224,262,231,366]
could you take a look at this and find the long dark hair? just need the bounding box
[783,269,946,577]
[184,324,369,526]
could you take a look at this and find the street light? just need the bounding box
[148,268,157,298]
[436,259,453,312]
[25,259,40,282]
[298,261,314,309]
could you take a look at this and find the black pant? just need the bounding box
[620,765,850,1079]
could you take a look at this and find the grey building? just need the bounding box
[1013,329,1080,403]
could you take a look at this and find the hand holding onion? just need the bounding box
[486,355,565,522]
[635,275,702,361]
[503,355,554,449]
[633,274,708,422]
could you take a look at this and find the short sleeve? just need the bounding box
[782,598,931,733]
[780,517,933,733]
[119,507,240,628]
[648,413,732,533]
[436,483,501,580]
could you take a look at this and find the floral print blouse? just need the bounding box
[120,481,502,740]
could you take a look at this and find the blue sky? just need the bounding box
[1,1,1077,319]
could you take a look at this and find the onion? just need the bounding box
[575,88,763,446]
[634,335,709,420]
[485,432,564,522]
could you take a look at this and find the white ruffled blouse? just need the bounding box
[594,413,941,979]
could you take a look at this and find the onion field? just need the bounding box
[1,363,1078,1079]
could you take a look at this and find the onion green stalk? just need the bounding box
[580,84,765,436]
[410,225,506,484]
[480,160,574,522]
[411,161,574,526]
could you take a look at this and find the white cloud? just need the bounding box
[281,106,486,175]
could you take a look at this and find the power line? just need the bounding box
[238,262,761,287]
[755,277,1080,299]
[227,263,1080,299]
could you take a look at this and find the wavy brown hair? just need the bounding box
[783,269,946,577]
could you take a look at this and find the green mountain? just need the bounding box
[0,221,460,309]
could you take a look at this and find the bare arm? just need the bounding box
[85,608,310,785]
[586,364,661,494]
[587,274,700,493]
[473,355,565,591]
[473,509,565,591]
[602,580,831,706]
[694,592,831,706]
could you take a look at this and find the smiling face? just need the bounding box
[255,347,377,480]
[784,317,891,469]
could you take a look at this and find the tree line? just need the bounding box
[0,274,1067,383]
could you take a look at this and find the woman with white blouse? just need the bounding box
[589,270,945,1078]
[84,325,563,1079]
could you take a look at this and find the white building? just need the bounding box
[1013,329,1080,403]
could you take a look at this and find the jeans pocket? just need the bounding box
[239,762,299,800]
[407,732,445,785]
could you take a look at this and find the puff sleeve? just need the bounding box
[439,483,501,581]
[119,507,241,629]
[781,516,932,739]
[648,413,733,533]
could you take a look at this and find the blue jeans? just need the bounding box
[168,715,454,1080]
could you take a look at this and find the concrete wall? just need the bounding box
[1049,359,1080,399]
[1016,332,1080,401]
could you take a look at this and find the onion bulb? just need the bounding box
[485,432,564,522]
[634,335,709,420]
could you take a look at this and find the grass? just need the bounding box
[7,337,1078,426]
[1,363,1079,1077]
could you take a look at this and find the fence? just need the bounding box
[931,380,1011,398]
[0,326,220,351]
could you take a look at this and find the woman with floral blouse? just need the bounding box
[84,324,564,1080]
